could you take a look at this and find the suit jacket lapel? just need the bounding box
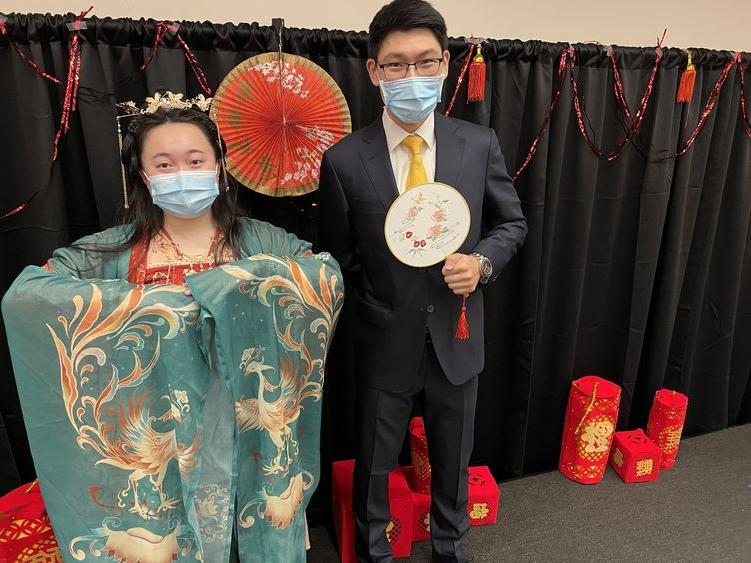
[358,113,466,211]
[434,112,465,189]
[359,120,399,211]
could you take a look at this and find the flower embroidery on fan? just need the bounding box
[406,204,422,220]
[397,191,451,258]
[426,223,446,240]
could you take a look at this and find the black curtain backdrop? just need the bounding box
[1,13,750,524]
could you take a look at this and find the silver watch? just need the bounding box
[471,252,493,284]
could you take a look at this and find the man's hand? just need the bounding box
[442,253,481,295]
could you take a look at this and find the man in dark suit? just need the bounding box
[317,1,527,561]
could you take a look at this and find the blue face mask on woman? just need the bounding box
[379,75,445,124]
[147,169,219,218]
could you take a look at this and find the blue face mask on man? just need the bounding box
[147,169,219,218]
[379,75,445,124]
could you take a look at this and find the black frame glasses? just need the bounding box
[377,58,444,78]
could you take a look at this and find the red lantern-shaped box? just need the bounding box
[332,460,413,561]
[559,375,622,484]
[0,481,61,562]
[609,429,662,483]
[646,389,688,469]
[409,417,431,494]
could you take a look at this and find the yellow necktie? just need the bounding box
[401,135,428,191]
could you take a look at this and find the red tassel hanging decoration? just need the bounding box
[455,295,470,340]
[676,52,696,103]
[467,43,486,102]
[660,53,738,160]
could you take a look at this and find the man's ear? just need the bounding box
[366,58,381,88]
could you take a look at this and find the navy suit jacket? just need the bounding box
[317,112,527,391]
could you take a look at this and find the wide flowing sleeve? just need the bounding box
[242,217,314,258]
[40,225,133,279]
[185,250,343,562]
[1,266,212,561]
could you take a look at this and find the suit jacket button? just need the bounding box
[426,305,435,313]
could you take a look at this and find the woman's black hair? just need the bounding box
[122,107,245,261]
[77,107,247,264]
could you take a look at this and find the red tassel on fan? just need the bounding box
[455,295,470,340]
[677,52,696,103]
[467,43,486,102]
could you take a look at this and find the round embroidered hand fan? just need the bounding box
[210,52,352,197]
[384,183,471,268]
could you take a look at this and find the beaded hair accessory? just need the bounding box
[115,91,229,209]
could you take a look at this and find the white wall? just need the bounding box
[3,0,749,52]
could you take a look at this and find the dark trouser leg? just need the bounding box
[353,385,415,563]
[420,344,478,563]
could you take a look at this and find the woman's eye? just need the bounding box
[190,159,203,166]
[157,162,172,169]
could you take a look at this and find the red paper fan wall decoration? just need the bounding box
[211,52,352,196]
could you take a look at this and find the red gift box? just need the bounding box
[608,429,662,483]
[559,375,622,484]
[332,460,413,561]
[467,466,500,526]
[409,417,431,494]
[0,481,61,562]
[646,389,688,469]
[400,465,500,544]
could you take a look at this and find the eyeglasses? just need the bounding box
[377,58,443,79]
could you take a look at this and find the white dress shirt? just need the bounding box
[382,110,436,194]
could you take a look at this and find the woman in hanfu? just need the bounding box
[1,98,343,562]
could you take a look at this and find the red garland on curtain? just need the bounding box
[141,21,213,95]
[2,14,218,221]
[512,47,571,181]
[569,40,664,161]
[51,6,93,161]
[0,19,62,85]
[736,56,751,139]
[610,47,633,122]
[0,6,91,220]
[608,45,663,152]
[444,42,476,116]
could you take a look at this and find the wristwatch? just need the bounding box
[471,252,493,284]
